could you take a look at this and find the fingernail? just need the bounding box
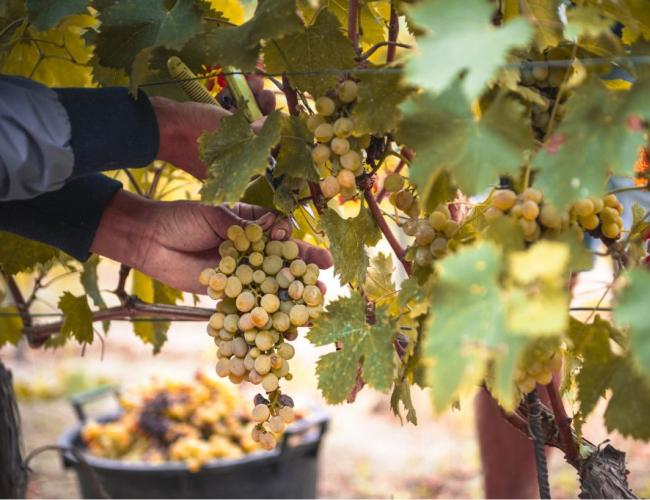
[274,229,287,240]
[259,213,275,225]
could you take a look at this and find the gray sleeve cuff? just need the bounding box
[0,75,74,201]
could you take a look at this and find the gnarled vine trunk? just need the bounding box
[0,360,26,498]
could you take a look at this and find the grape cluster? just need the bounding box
[514,338,562,394]
[198,224,324,450]
[486,188,623,242]
[308,80,371,201]
[385,172,420,219]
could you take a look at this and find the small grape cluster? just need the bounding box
[385,172,420,219]
[486,188,623,242]
[308,80,371,201]
[514,338,562,394]
[198,224,324,450]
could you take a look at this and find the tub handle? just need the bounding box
[70,384,120,423]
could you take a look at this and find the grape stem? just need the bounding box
[386,5,400,63]
[348,0,360,53]
[3,272,33,329]
[360,42,412,61]
[281,75,299,116]
[545,376,579,464]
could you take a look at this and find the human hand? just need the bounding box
[91,191,332,294]
[151,74,276,180]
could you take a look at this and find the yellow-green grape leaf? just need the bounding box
[565,5,617,40]
[94,0,204,72]
[405,0,532,98]
[204,0,303,72]
[533,76,650,209]
[605,360,650,440]
[240,175,276,211]
[490,335,528,412]
[614,268,650,378]
[424,243,505,411]
[350,70,412,135]
[364,253,396,307]
[80,255,106,310]
[519,0,563,49]
[200,111,282,205]
[397,275,433,318]
[274,115,318,182]
[308,292,397,404]
[58,292,94,344]
[0,306,23,348]
[319,206,382,286]
[0,232,60,275]
[397,85,533,197]
[25,0,88,31]
[131,270,182,354]
[264,9,356,98]
[421,170,457,216]
[390,379,418,425]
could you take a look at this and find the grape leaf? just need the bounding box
[0,306,23,348]
[504,0,563,50]
[605,360,650,440]
[274,115,318,182]
[350,70,412,135]
[397,85,533,197]
[390,379,418,425]
[0,232,60,275]
[308,292,397,404]
[200,111,282,205]
[405,0,532,98]
[319,206,382,286]
[80,255,106,310]
[131,270,182,354]
[263,9,356,98]
[424,243,505,410]
[94,0,204,71]
[26,0,88,31]
[204,0,303,71]
[397,275,433,318]
[364,253,396,307]
[58,292,94,344]
[533,76,650,208]
[613,268,650,378]
[490,334,528,412]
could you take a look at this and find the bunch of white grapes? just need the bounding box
[384,172,420,219]
[198,224,324,450]
[486,188,623,242]
[308,80,371,201]
[514,338,563,394]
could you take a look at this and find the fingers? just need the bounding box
[256,89,276,115]
[296,240,333,269]
[202,205,251,239]
[231,203,291,239]
[247,74,265,94]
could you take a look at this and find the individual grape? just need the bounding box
[415,223,436,245]
[235,290,255,312]
[255,331,275,351]
[288,280,305,301]
[272,312,290,332]
[219,256,237,275]
[249,347,261,358]
[320,175,340,198]
[303,285,323,306]
[601,207,618,222]
[305,263,320,279]
[532,63,549,81]
[521,188,543,203]
[260,277,279,295]
[262,373,279,392]
[284,329,299,341]
[536,370,553,385]
[209,312,225,330]
[539,204,561,229]
[254,355,272,375]
[227,225,245,242]
[573,199,595,217]
[282,241,300,261]
[430,237,447,257]
[199,268,216,286]
[406,200,420,219]
[340,150,361,171]
[239,313,254,332]
[279,299,292,313]
[519,218,538,237]
[209,272,228,292]
[279,406,295,424]
[224,276,243,298]
[337,80,358,103]
[312,144,331,165]
[218,298,237,314]
[484,207,502,223]
[315,96,335,116]
[262,255,283,275]
[289,259,306,277]
[521,200,540,221]
[207,325,219,337]
[252,270,266,284]
[603,194,619,207]
[218,340,233,357]
[249,252,264,268]
[307,114,326,132]
[579,214,599,231]
[222,314,238,333]
[443,220,459,238]
[428,210,448,231]
[232,337,248,358]
[602,222,620,239]
[384,173,404,193]
[249,370,263,385]
[414,246,433,266]
[236,264,254,285]
[308,305,322,319]
[259,432,277,451]
[219,240,238,259]
[251,240,266,252]
[265,240,283,256]
[402,219,418,236]
[229,358,245,378]
[393,190,414,211]
[289,305,309,326]
[533,112,550,128]
[314,123,334,143]
[591,197,604,214]
[277,342,295,360]
[251,307,270,328]
[244,329,257,344]
[331,137,350,156]
[268,416,285,434]
[252,404,270,423]
[233,235,251,252]
[215,358,230,377]
[337,169,356,189]
[260,294,280,314]
[491,189,517,211]
[333,117,354,138]
[244,223,264,243]
[219,328,234,341]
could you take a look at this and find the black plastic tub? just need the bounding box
[58,387,329,499]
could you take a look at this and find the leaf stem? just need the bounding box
[360,42,411,61]
[607,185,648,195]
[281,75,299,116]
[3,273,32,329]
[545,376,579,464]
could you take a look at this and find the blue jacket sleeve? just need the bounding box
[0,175,122,261]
